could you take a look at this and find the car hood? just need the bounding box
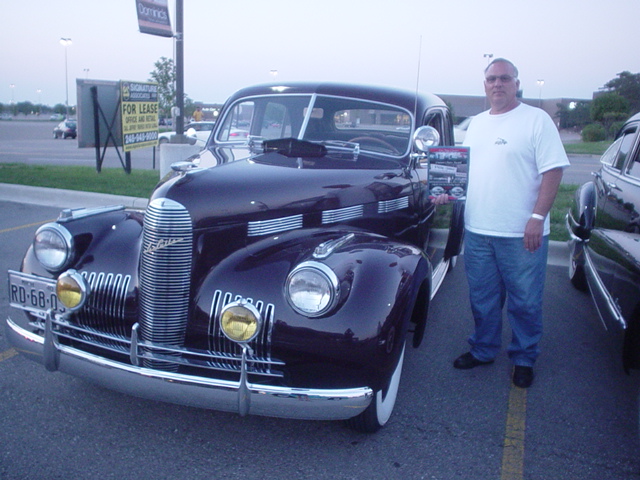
[151,148,410,230]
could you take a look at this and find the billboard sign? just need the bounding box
[120,81,159,152]
[136,0,173,38]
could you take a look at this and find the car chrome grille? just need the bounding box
[247,214,303,236]
[378,196,409,213]
[208,290,278,375]
[139,198,193,371]
[73,271,132,345]
[322,205,364,224]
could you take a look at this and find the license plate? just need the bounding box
[8,270,65,318]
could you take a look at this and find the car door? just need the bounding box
[414,107,463,274]
[590,122,640,329]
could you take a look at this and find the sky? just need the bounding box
[3,0,640,108]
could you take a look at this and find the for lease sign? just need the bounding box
[120,81,159,152]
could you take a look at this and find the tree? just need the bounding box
[603,71,640,113]
[556,101,591,129]
[149,56,176,119]
[149,56,194,120]
[591,92,630,137]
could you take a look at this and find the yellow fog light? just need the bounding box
[56,270,89,312]
[220,301,262,343]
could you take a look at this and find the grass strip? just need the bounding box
[0,163,578,242]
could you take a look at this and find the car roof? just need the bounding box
[224,82,446,116]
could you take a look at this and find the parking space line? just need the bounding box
[500,386,527,480]
[0,219,55,234]
[0,348,18,362]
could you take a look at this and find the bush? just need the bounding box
[608,120,626,138]
[582,123,607,142]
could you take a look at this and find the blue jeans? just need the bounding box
[463,230,549,367]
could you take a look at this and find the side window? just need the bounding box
[217,101,253,142]
[423,108,453,145]
[611,127,637,170]
[260,102,293,139]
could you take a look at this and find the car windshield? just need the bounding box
[215,94,412,156]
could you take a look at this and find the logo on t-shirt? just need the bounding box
[495,137,508,145]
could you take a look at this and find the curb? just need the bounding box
[0,183,569,267]
[0,183,148,210]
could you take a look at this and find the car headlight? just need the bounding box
[220,301,262,343]
[34,223,74,271]
[413,125,441,152]
[286,261,340,317]
[56,270,89,312]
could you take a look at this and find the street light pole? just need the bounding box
[60,38,72,119]
[483,54,493,111]
[537,79,545,108]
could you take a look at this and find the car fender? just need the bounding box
[569,181,596,240]
[192,228,431,390]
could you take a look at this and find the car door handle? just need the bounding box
[606,182,622,191]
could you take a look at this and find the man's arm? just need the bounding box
[524,167,564,252]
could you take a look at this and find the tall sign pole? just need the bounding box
[175,0,185,140]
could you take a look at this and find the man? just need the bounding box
[451,58,570,388]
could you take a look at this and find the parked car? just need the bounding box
[7,82,465,432]
[567,112,640,378]
[454,116,473,144]
[53,119,77,139]
[158,121,216,146]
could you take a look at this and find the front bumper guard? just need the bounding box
[6,314,373,421]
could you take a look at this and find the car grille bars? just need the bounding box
[139,198,193,371]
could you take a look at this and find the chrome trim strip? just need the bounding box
[58,205,125,222]
[322,205,363,224]
[247,214,303,236]
[6,316,373,420]
[583,249,627,330]
[378,196,409,213]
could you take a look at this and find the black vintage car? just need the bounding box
[567,112,640,377]
[7,82,465,432]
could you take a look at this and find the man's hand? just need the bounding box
[524,217,544,252]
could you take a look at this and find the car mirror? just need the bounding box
[413,126,440,153]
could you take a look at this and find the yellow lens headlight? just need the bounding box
[220,301,262,343]
[56,270,89,311]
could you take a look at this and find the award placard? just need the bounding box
[427,146,469,200]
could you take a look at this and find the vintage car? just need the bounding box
[566,112,640,376]
[7,82,465,432]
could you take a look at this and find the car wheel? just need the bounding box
[569,240,588,292]
[345,343,405,433]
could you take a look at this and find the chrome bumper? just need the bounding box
[6,316,373,421]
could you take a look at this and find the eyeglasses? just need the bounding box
[485,75,516,84]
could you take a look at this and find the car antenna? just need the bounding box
[413,35,423,123]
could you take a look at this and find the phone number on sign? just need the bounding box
[124,131,159,145]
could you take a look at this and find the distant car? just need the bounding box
[50,114,64,121]
[53,120,77,139]
[158,121,216,146]
[567,111,640,378]
[454,116,473,144]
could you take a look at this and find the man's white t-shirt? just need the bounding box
[463,103,570,237]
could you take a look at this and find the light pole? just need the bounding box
[9,84,15,104]
[60,37,72,119]
[537,79,545,108]
[483,54,493,110]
